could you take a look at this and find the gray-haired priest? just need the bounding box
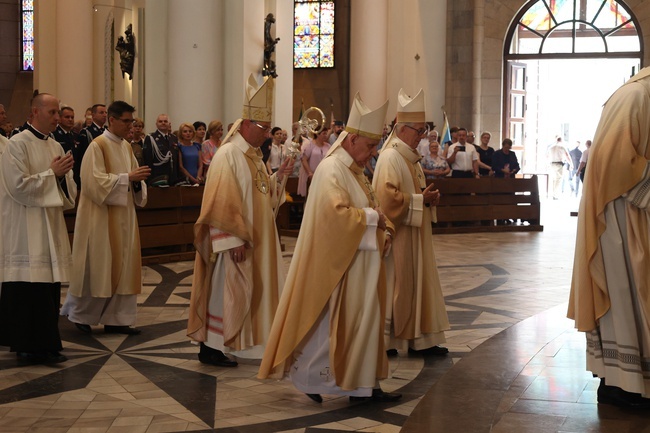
[373,89,450,357]
[259,94,401,403]
[188,74,292,368]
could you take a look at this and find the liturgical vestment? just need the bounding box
[569,68,650,396]
[62,131,147,325]
[373,137,450,350]
[259,141,389,396]
[0,129,76,283]
[188,133,285,357]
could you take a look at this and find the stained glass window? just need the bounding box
[22,0,34,71]
[294,0,335,68]
[511,0,639,56]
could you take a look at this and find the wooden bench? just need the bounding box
[428,176,543,234]
[65,186,204,265]
[276,176,306,237]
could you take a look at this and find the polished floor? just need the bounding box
[1,196,648,432]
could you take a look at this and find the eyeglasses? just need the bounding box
[404,124,429,136]
[251,121,271,132]
[115,117,135,124]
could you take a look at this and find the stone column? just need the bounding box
[350,0,388,111]
[143,0,169,130]
[167,0,223,127]
[56,0,93,113]
[418,0,447,129]
[265,0,294,131]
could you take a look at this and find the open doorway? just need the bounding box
[504,0,642,178]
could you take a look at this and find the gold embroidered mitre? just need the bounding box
[242,73,275,122]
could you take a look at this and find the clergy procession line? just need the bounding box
[0,75,450,405]
[1,67,650,411]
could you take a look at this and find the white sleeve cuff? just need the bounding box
[209,226,245,253]
[359,208,379,251]
[404,194,424,227]
[104,173,129,206]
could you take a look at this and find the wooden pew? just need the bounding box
[428,176,543,234]
[65,186,204,265]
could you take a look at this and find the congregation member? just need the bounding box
[259,93,401,403]
[447,127,479,178]
[328,119,344,144]
[201,120,224,173]
[577,139,591,182]
[193,121,207,145]
[265,127,284,173]
[177,122,203,185]
[61,100,150,336]
[76,104,107,188]
[547,136,572,199]
[491,138,520,178]
[475,131,495,176]
[569,68,650,409]
[130,118,146,166]
[143,113,179,186]
[0,93,76,364]
[373,88,450,357]
[297,127,330,197]
[53,105,77,157]
[187,74,292,367]
[421,140,450,179]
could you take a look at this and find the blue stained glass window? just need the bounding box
[294,0,335,68]
[22,0,34,71]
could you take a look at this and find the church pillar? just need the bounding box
[265,0,294,131]
[167,0,223,128]
[418,0,447,130]
[350,0,388,112]
[34,0,57,94]
[143,0,169,131]
[56,0,93,113]
[472,0,485,135]
[222,0,267,127]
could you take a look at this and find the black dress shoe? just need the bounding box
[198,351,238,367]
[408,345,449,356]
[386,349,399,357]
[104,325,141,335]
[75,323,92,334]
[350,388,402,403]
[306,393,322,403]
[597,379,650,409]
[17,351,67,364]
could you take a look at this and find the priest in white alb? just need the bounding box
[61,100,150,335]
[188,74,292,367]
[259,94,402,403]
[0,93,76,364]
[373,89,450,356]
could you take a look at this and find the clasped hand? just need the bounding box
[129,166,152,182]
[50,153,74,178]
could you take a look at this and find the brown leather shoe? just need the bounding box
[198,351,238,368]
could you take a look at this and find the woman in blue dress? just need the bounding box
[177,122,203,184]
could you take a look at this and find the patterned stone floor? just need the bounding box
[2,196,641,433]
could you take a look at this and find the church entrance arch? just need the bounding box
[503,0,642,175]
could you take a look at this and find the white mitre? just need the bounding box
[242,73,274,122]
[345,92,389,140]
[396,88,425,123]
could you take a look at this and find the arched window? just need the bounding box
[21,0,35,71]
[293,0,335,68]
[507,0,642,59]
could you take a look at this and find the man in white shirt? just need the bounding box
[447,127,479,178]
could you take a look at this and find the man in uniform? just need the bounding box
[53,105,77,157]
[61,101,150,335]
[0,93,76,364]
[569,68,650,409]
[373,88,450,357]
[76,103,107,188]
[188,74,291,367]
[142,114,180,186]
[259,94,400,403]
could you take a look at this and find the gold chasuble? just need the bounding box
[68,132,146,298]
[188,133,285,351]
[259,142,389,393]
[373,137,449,347]
[569,68,650,331]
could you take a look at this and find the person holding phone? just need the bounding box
[446,127,479,178]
